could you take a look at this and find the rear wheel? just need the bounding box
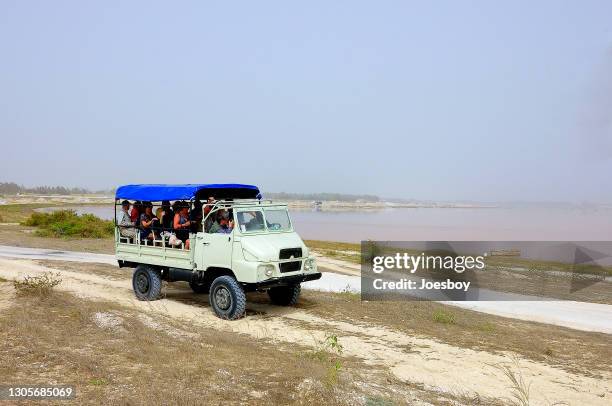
[268,284,301,306]
[209,276,246,320]
[132,265,162,301]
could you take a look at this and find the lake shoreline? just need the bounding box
[2,194,499,210]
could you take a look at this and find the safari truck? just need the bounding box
[114,184,321,320]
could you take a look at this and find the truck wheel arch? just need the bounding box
[203,267,237,281]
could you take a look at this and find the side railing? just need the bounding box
[116,224,188,250]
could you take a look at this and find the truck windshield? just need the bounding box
[263,208,292,231]
[236,208,292,233]
[237,210,265,233]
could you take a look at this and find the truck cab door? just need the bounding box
[196,232,233,270]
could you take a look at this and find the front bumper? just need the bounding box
[243,272,322,291]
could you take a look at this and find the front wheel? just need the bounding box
[132,265,162,301]
[268,284,301,306]
[209,276,246,320]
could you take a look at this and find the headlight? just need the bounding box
[258,264,275,277]
[304,258,316,272]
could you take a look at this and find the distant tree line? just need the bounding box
[0,182,379,201]
[0,182,113,195]
[265,192,380,202]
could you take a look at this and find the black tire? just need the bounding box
[132,265,163,301]
[189,280,210,294]
[209,275,246,320]
[268,284,301,306]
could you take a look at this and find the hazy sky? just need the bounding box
[1,1,611,202]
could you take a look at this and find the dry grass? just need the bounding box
[0,291,349,404]
[0,286,470,405]
[0,203,114,253]
[493,359,532,406]
[305,240,361,264]
[305,240,361,252]
[432,309,456,324]
[437,265,612,304]
[36,260,129,281]
[35,259,612,379]
[0,224,115,253]
[1,261,505,405]
[0,203,46,223]
[13,272,62,297]
[296,291,612,378]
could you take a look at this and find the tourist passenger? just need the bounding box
[203,196,216,231]
[156,200,174,230]
[207,210,232,233]
[117,200,136,239]
[116,200,129,224]
[204,196,215,216]
[207,212,221,233]
[218,209,230,227]
[218,219,234,234]
[172,200,182,217]
[139,202,158,241]
[173,202,191,249]
[131,200,142,225]
[190,199,203,232]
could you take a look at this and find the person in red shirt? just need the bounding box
[130,200,142,224]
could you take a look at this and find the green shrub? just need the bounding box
[306,334,345,387]
[22,210,114,238]
[365,397,395,406]
[476,322,496,332]
[432,309,456,324]
[88,378,108,386]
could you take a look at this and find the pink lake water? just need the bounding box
[38,205,612,242]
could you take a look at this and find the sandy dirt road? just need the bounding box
[1,244,611,334]
[1,257,610,405]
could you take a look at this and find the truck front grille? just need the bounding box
[279,261,302,273]
[279,248,302,260]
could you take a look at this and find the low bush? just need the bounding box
[13,272,62,297]
[432,309,456,324]
[306,333,345,388]
[22,210,114,238]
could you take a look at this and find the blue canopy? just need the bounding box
[115,184,261,201]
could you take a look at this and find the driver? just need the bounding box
[245,211,264,231]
